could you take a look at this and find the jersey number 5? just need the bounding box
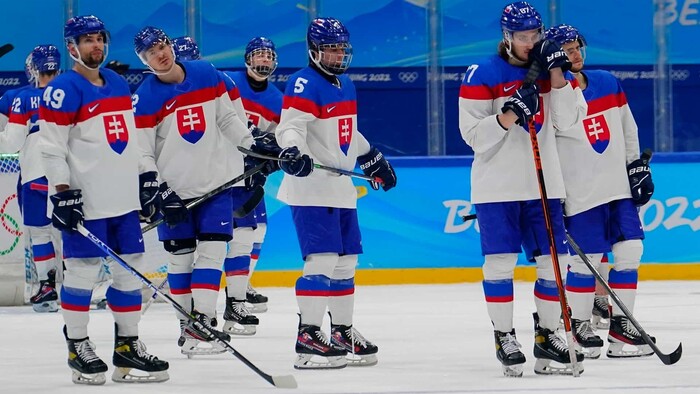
[294,77,308,93]
[43,86,65,109]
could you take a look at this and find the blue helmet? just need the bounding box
[545,24,586,47]
[64,15,109,46]
[31,45,61,73]
[245,37,277,78]
[307,17,352,75]
[501,2,543,32]
[172,36,200,61]
[134,26,171,58]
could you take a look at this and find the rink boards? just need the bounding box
[0,154,698,286]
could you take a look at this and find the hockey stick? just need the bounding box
[237,146,383,183]
[140,163,267,313]
[141,162,267,233]
[565,233,682,365]
[0,44,14,59]
[522,61,581,376]
[461,214,477,222]
[76,224,298,388]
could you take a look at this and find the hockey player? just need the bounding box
[133,27,276,353]
[0,45,62,313]
[458,2,587,376]
[172,35,261,335]
[38,15,168,384]
[276,17,396,369]
[546,24,655,358]
[224,36,285,314]
[0,53,35,129]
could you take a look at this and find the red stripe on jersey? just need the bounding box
[283,96,321,117]
[75,96,132,124]
[228,86,241,101]
[318,100,356,119]
[157,85,222,120]
[587,92,628,116]
[8,109,34,126]
[459,84,494,100]
[135,113,158,128]
[30,182,49,191]
[241,98,280,124]
[40,106,75,127]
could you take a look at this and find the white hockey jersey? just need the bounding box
[459,55,587,204]
[133,61,253,199]
[38,69,141,220]
[276,66,370,209]
[0,86,46,184]
[556,69,639,216]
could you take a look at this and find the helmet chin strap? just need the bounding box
[69,42,109,71]
[308,49,335,76]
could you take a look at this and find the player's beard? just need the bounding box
[83,51,104,68]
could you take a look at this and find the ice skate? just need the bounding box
[607,316,655,358]
[112,332,169,383]
[295,322,347,369]
[592,295,611,330]
[223,297,259,335]
[493,329,525,377]
[533,313,584,375]
[64,326,108,385]
[331,323,378,366]
[30,269,58,313]
[178,311,231,358]
[246,284,268,313]
[572,318,603,359]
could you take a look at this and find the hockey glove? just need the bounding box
[244,155,268,191]
[158,183,188,227]
[529,39,572,72]
[627,153,654,206]
[138,171,160,222]
[501,84,540,127]
[50,189,84,231]
[357,147,397,191]
[279,146,313,177]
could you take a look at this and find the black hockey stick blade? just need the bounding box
[233,185,264,218]
[461,214,476,222]
[0,44,14,59]
[76,224,298,388]
[566,233,683,365]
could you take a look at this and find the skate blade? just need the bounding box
[294,354,347,370]
[223,321,257,336]
[606,342,654,358]
[32,301,59,313]
[346,353,378,367]
[247,302,268,313]
[501,363,524,377]
[574,343,602,359]
[180,338,227,357]
[112,367,169,383]
[534,358,584,376]
[71,369,106,385]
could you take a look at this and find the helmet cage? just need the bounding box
[245,47,278,78]
[309,42,353,75]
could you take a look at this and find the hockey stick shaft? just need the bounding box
[461,214,477,222]
[76,224,298,388]
[0,44,13,58]
[237,146,382,183]
[141,162,266,233]
[565,233,682,365]
[523,61,581,376]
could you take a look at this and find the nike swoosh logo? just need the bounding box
[221,221,230,226]
[166,100,177,110]
[504,84,516,92]
[138,238,143,243]
[88,103,100,113]
[327,106,336,113]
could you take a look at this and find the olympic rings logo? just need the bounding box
[670,69,689,81]
[398,72,419,83]
[124,73,144,85]
[0,193,21,255]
